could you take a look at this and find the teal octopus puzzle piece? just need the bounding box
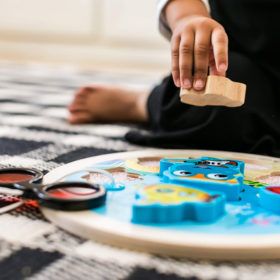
[159,157,244,177]
[159,157,244,201]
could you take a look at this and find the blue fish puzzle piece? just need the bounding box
[132,183,225,223]
[159,157,244,201]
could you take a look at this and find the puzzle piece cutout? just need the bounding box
[180,75,246,107]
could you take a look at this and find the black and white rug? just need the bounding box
[0,61,279,280]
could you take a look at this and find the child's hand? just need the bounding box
[169,15,228,90]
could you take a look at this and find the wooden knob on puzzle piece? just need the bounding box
[180,75,247,107]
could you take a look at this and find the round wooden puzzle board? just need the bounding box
[42,149,280,260]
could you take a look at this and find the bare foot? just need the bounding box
[68,85,150,124]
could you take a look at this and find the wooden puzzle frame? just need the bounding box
[42,149,280,260]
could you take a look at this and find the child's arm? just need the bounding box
[164,0,228,90]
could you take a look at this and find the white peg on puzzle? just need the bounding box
[180,75,247,107]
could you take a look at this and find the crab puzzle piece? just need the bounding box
[132,183,225,223]
[159,157,244,201]
[180,75,246,107]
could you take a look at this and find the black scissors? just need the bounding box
[0,167,113,211]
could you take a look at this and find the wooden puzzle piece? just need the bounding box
[132,183,225,223]
[180,75,246,107]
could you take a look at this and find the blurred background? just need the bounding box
[0,0,170,75]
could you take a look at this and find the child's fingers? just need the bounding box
[171,35,181,87]
[170,17,228,89]
[209,48,222,76]
[211,27,228,74]
[193,28,211,90]
[179,29,194,89]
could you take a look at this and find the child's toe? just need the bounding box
[68,111,92,124]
